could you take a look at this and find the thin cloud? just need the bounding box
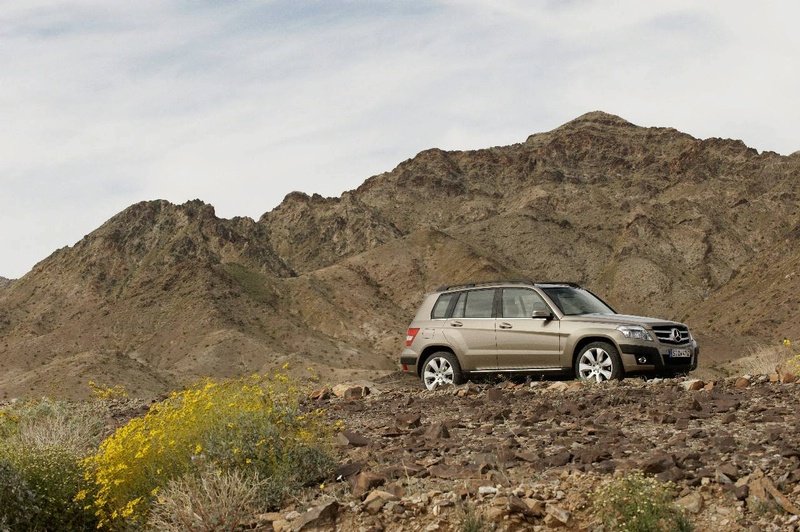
[1,1,798,278]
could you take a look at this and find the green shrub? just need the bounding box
[81,373,334,528]
[593,470,692,532]
[0,398,108,530]
[0,458,40,531]
[458,502,489,532]
[0,446,97,531]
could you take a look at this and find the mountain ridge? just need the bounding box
[1,112,798,398]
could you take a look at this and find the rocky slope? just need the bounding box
[0,277,11,289]
[259,374,800,531]
[1,111,798,398]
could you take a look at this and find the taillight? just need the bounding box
[405,328,420,347]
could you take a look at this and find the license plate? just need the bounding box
[669,348,691,358]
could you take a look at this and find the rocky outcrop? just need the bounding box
[301,374,800,531]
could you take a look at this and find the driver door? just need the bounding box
[495,287,561,368]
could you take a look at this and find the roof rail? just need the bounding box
[434,279,535,291]
[434,279,581,291]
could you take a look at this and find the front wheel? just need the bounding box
[574,342,623,382]
[421,352,464,390]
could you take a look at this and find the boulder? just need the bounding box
[351,472,386,498]
[336,431,370,447]
[292,500,339,531]
[363,490,399,514]
[396,413,422,429]
[681,379,705,391]
[424,422,450,440]
[676,492,704,514]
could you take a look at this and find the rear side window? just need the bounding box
[453,289,496,318]
[431,292,458,319]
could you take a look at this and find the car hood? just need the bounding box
[560,313,685,328]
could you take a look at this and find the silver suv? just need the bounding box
[400,281,698,390]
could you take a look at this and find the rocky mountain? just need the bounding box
[0,277,11,289]
[1,111,798,398]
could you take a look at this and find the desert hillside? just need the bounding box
[1,111,798,398]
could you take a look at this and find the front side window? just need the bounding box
[540,287,614,316]
[502,288,549,318]
[452,289,495,318]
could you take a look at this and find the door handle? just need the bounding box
[498,322,512,329]
[450,321,463,327]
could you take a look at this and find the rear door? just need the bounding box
[495,287,561,368]
[443,288,498,370]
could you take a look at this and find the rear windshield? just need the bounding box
[540,287,615,316]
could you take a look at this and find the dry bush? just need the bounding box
[729,343,798,377]
[146,468,268,531]
[15,400,109,455]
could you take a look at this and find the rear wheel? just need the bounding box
[574,342,623,382]
[421,352,464,390]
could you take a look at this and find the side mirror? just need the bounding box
[532,309,552,319]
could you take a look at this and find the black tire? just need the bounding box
[421,351,465,390]
[574,341,624,382]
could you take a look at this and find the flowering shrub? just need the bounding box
[593,470,692,532]
[88,380,129,400]
[781,338,800,375]
[81,373,333,528]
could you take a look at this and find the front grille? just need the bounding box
[651,325,690,345]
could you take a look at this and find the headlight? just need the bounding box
[616,325,653,341]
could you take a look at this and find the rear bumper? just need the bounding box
[400,349,419,373]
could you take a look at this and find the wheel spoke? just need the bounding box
[584,351,597,364]
[428,359,440,372]
[579,363,593,374]
[599,368,612,380]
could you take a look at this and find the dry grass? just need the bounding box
[146,468,268,531]
[15,400,109,455]
[726,344,798,377]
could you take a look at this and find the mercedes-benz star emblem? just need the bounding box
[670,328,682,342]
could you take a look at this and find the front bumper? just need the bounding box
[619,340,699,373]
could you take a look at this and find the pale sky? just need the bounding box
[1,1,798,278]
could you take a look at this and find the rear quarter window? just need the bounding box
[431,292,458,319]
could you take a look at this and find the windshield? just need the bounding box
[540,287,615,316]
